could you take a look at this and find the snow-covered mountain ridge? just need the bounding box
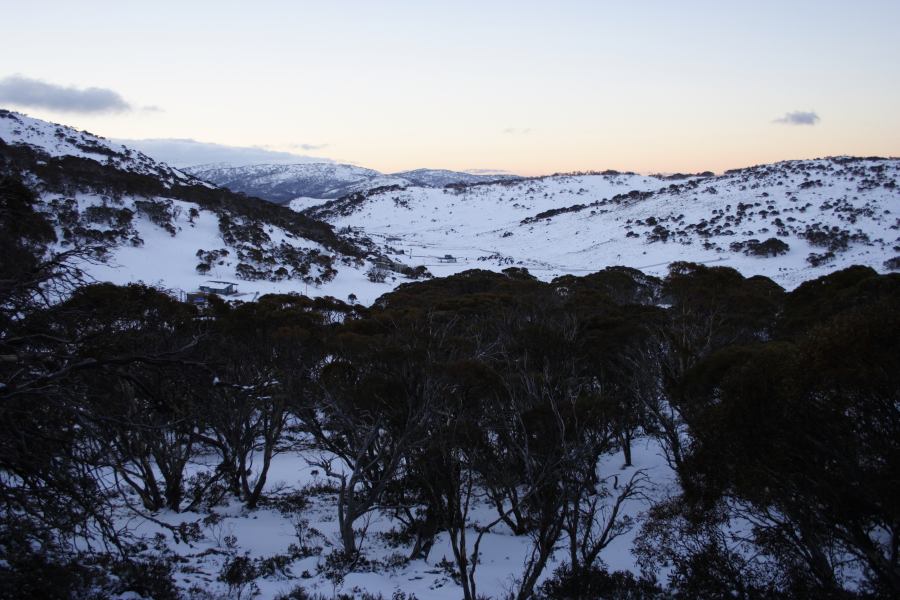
[393,167,520,188]
[184,162,520,204]
[183,162,409,204]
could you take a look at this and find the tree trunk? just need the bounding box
[620,430,633,468]
[408,509,439,561]
[336,478,358,558]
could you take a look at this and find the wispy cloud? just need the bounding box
[502,127,532,135]
[773,110,820,126]
[466,168,517,175]
[290,142,329,151]
[254,142,329,152]
[116,137,335,168]
[0,74,132,113]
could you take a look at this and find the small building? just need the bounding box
[199,280,239,296]
[438,254,458,263]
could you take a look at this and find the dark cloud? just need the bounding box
[502,127,532,135]
[0,75,131,113]
[774,111,820,126]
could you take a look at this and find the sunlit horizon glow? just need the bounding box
[2,0,898,176]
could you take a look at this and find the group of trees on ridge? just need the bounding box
[2,175,899,599]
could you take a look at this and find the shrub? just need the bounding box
[883,256,900,271]
[535,564,665,600]
[219,554,259,598]
[807,251,836,267]
[732,237,790,257]
[367,266,388,283]
[134,199,176,235]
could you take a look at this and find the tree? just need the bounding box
[678,273,900,595]
[201,295,328,509]
[0,177,115,554]
[298,309,445,559]
[59,284,204,513]
[655,262,784,481]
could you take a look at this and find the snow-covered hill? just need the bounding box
[309,160,900,289]
[0,110,409,305]
[185,163,521,204]
[0,109,198,186]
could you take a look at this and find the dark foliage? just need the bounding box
[730,237,791,257]
[535,564,665,600]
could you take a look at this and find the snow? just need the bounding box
[57,193,391,306]
[288,196,330,213]
[0,109,195,184]
[120,437,673,599]
[319,161,899,289]
[7,110,898,305]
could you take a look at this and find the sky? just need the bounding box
[1,0,898,175]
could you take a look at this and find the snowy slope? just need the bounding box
[44,191,393,304]
[287,196,331,213]
[314,160,900,289]
[0,110,403,305]
[0,109,197,186]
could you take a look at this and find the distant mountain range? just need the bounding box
[183,163,520,204]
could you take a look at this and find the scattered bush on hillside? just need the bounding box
[807,251,836,267]
[134,198,177,235]
[730,237,790,257]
